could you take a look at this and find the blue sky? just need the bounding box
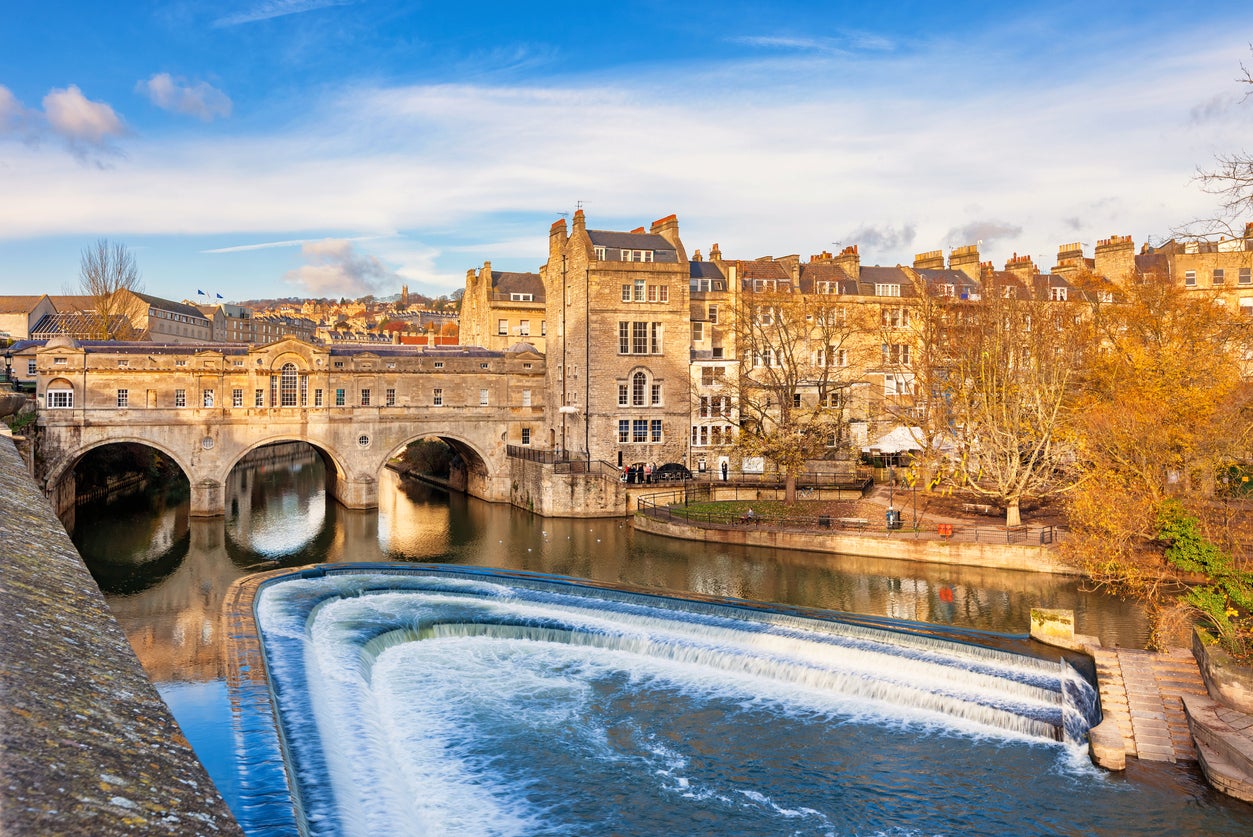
[2,1,1252,304]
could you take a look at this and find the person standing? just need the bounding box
[721,460,728,481]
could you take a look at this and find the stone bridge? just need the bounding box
[32,336,548,516]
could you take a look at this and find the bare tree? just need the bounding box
[1185,48,1253,240]
[731,285,869,501]
[77,239,144,339]
[940,282,1085,527]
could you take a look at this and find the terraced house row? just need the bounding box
[460,211,1253,480]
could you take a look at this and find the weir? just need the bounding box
[244,565,1102,837]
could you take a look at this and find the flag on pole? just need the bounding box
[216,293,223,299]
[197,289,205,296]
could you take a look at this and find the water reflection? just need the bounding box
[72,443,1149,690]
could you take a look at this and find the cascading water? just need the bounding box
[247,565,1120,837]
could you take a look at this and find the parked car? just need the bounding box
[654,462,693,481]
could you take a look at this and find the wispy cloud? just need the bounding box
[39,85,127,163]
[214,0,357,27]
[139,74,232,121]
[729,30,894,54]
[283,239,398,296]
[203,234,389,253]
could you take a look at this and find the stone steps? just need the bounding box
[1183,693,1253,803]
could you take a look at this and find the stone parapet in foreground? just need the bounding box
[0,432,241,835]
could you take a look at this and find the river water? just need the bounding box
[70,446,1251,834]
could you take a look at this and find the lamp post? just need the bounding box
[3,348,11,387]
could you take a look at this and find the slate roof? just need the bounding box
[492,271,545,300]
[587,230,675,253]
[133,292,207,320]
[689,261,725,281]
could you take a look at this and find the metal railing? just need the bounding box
[635,494,1056,545]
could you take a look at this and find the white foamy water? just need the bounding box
[255,569,1095,836]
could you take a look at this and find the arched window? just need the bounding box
[46,378,74,408]
[632,371,646,406]
[280,363,298,407]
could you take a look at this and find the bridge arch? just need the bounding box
[382,430,496,494]
[43,436,195,509]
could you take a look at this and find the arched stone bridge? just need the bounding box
[32,336,547,517]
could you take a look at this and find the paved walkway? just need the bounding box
[1090,645,1208,763]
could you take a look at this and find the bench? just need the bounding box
[836,517,869,531]
[962,503,997,516]
[737,512,761,525]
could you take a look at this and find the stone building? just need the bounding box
[540,211,692,469]
[460,264,546,352]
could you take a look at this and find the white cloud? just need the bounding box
[1,23,1251,297]
[283,239,398,296]
[40,85,126,159]
[140,73,232,122]
[0,85,27,133]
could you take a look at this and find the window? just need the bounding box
[634,279,646,301]
[701,366,725,386]
[433,361,444,369]
[825,390,844,408]
[175,359,186,367]
[498,319,508,335]
[386,388,396,407]
[1049,286,1068,301]
[632,372,646,406]
[1214,269,1226,286]
[233,388,243,408]
[280,363,298,407]
[651,383,661,405]
[541,320,547,336]
[300,376,308,407]
[884,373,914,396]
[27,360,35,376]
[203,389,214,408]
[335,388,345,406]
[47,388,73,408]
[883,344,911,366]
[651,420,662,442]
[792,393,802,408]
[117,359,129,368]
[708,305,718,324]
[519,320,530,336]
[116,389,128,408]
[633,419,648,443]
[619,420,630,442]
[521,428,531,446]
[510,292,533,302]
[692,322,704,341]
[633,322,648,354]
[596,246,607,260]
[647,285,668,302]
[626,250,654,263]
[621,284,633,302]
[875,284,901,297]
[1241,268,1252,286]
[255,388,264,407]
[882,307,908,328]
[433,388,443,406]
[1185,271,1197,287]
[175,388,187,408]
[618,384,628,406]
[314,389,323,407]
[479,388,489,406]
[522,389,532,407]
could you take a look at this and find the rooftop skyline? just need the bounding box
[2,1,1252,303]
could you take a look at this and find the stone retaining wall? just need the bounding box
[633,512,1077,575]
[0,432,241,835]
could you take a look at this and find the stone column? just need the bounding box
[190,478,225,517]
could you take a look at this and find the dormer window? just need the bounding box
[875,284,901,297]
[510,292,533,301]
[1050,286,1068,301]
[624,249,654,263]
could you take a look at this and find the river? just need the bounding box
[68,444,1250,834]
